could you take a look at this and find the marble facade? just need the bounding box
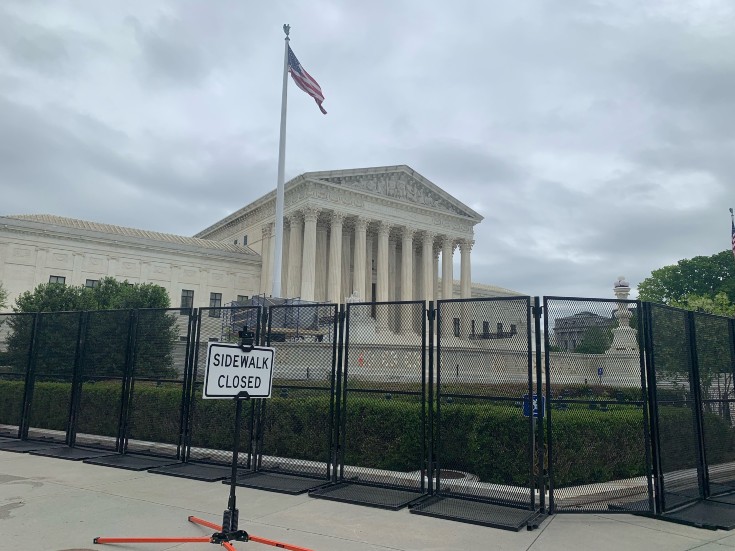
[196,165,490,305]
[0,166,524,312]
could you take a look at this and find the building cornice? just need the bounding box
[0,217,262,265]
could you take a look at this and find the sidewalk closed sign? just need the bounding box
[203,342,275,399]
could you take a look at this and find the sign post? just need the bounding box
[202,341,275,534]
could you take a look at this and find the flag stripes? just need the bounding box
[288,45,327,114]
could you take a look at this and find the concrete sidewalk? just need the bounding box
[2,450,735,551]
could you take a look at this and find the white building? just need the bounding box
[0,165,523,312]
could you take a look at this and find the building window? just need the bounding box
[49,275,66,284]
[497,323,503,336]
[470,320,476,337]
[209,292,222,317]
[453,317,460,337]
[482,321,490,338]
[85,279,99,288]
[237,295,249,303]
[242,235,248,246]
[234,239,238,245]
[180,289,194,314]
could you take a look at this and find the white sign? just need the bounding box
[203,342,275,399]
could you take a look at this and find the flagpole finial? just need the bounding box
[283,24,290,37]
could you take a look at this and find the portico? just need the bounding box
[197,166,483,305]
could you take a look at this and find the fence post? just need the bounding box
[637,301,655,514]
[331,304,345,482]
[643,303,662,513]
[19,313,40,440]
[67,311,89,448]
[176,308,196,461]
[533,297,545,513]
[183,308,204,462]
[115,310,137,454]
[542,297,555,513]
[427,301,435,495]
[687,312,709,499]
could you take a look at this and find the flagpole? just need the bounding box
[271,24,290,299]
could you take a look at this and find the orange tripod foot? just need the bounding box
[93,515,315,551]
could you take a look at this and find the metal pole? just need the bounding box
[271,25,290,298]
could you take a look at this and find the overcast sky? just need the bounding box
[1,0,734,299]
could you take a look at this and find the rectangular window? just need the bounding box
[470,320,476,337]
[49,275,66,284]
[233,239,238,245]
[453,317,460,337]
[497,323,503,336]
[237,295,249,303]
[243,235,248,246]
[180,289,194,314]
[85,279,99,288]
[482,321,490,338]
[209,292,222,317]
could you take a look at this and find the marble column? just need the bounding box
[286,212,303,298]
[400,227,414,333]
[389,235,398,302]
[459,238,473,337]
[353,217,368,301]
[300,207,320,301]
[422,232,435,303]
[341,225,352,300]
[460,239,473,299]
[316,222,328,301]
[376,222,391,330]
[279,221,290,298]
[327,212,344,304]
[433,246,440,302]
[259,223,272,295]
[365,231,374,301]
[441,237,455,300]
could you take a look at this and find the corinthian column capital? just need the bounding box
[401,226,415,240]
[302,206,321,223]
[330,211,346,226]
[459,238,475,252]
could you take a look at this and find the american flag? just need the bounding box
[731,212,735,261]
[288,46,326,114]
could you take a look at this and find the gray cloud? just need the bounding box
[1,0,733,301]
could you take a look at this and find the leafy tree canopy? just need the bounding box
[574,326,613,354]
[637,250,735,306]
[13,277,170,313]
[0,282,7,310]
[671,292,735,318]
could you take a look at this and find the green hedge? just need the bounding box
[2,380,735,488]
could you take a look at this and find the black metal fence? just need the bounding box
[2,299,735,530]
[309,301,428,509]
[231,303,339,495]
[410,297,542,530]
[544,297,652,514]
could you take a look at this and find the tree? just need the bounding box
[638,250,735,306]
[0,282,8,310]
[575,326,613,354]
[5,278,178,378]
[671,292,735,318]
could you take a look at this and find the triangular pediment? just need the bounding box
[302,165,483,222]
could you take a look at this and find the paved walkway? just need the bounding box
[2,450,735,551]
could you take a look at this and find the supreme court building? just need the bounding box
[0,165,522,311]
